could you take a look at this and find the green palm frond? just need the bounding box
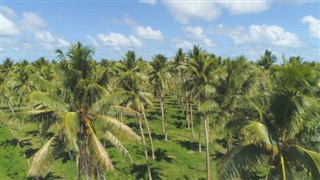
[92,91,127,113]
[242,121,273,145]
[108,105,140,118]
[30,92,68,111]
[95,115,141,142]
[219,144,268,179]
[286,145,320,179]
[88,128,113,171]
[60,112,79,149]
[101,130,133,162]
[28,136,56,177]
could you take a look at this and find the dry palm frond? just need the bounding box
[95,115,141,142]
[88,127,113,171]
[28,136,55,177]
[102,130,133,162]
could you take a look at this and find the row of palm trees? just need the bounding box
[0,42,319,179]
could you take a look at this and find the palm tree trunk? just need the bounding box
[160,96,165,133]
[280,155,286,180]
[143,111,155,159]
[138,118,152,180]
[163,95,168,141]
[186,94,190,128]
[204,114,210,180]
[198,121,201,152]
[190,102,194,139]
[6,100,15,113]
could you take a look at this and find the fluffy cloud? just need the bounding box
[35,30,55,42]
[21,12,47,31]
[301,15,320,38]
[171,38,193,50]
[1,14,20,36]
[139,0,156,5]
[182,26,215,47]
[134,26,163,41]
[86,35,100,47]
[57,38,71,47]
[208,24,301,47]
[163,1,221,24]
[163,0,270,24]
[217,0,270,15]
[98,32,143,48]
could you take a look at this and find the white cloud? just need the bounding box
[208,24,301,47]
[86,35,100,47]
[57,38,71,47]
[1,14,20,36]
[301,15,320,38]
[182,26,215,47]
[139,0,156,5]
[172,38,193,50]
[98,32,143,48]
[21,12,46,31]
[124,16,137,26]
[217,0,270,15]
[134,26,163,41]
[163,1,221,24]
[35,30,55,42]
[1,5,18,19]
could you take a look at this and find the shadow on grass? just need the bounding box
[173,120,184,128]
[177,140,201,151]
[151,132,165,140]
[27,172,63,180]
[0,138,32,148]
[24,147,39,158]
[155,149,173,163]
[131,164,162,180]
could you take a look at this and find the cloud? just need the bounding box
[163,1,221,24]
[1,14,20,36]
[182,26,215,47]
[1,5,18,19]
[21,12,47,31]
[124,16,137,26]
[86,35,100,47]
[98,32,143,49]
[171,38,193,50]
[57,38,71,47]
[208,24,301,47]
[35,30,55,42]
[134,26,163,41]
[163,0,270,24]
[301,15,320,38]
[217,0,270,15]
[139,0,156,5]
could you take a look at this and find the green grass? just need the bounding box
[0,96,223,179]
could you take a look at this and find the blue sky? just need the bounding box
[1,0,319,63]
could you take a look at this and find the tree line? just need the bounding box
[0,42,319,179]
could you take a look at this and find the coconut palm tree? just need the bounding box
[185,45,218,180]
[0,58,15,113]
[8,42,142,179]
[220,60,320,179]
[150,54,171,141]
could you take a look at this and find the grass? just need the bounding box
[0,95,224,179]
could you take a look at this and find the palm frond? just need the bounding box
[218,144,268,179]
[242,121,273,145]
[285,145,320,179]
[30,92,68,111]
[101,130,133,162]
[28,136,55,177]
[88,128,113,171]
[95,115,141,142]
[60,112,79,149]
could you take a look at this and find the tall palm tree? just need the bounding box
[0,58,15,112]
[185,45,217,180]
[220,60,320,179]
[12,42,142,179]
[150,54,171,141]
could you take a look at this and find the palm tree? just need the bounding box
[185,45,218,180]
[220,60,320,179]
[16,42,141,179]
[0,58,15,113]
[150,54,171,141]
[257,49,277,70]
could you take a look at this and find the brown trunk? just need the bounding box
[190,102,194,139]
[138,118,152,180]
[198,121,201,152]
[160,96,165,133]
[186,94,190,128]
[143,111,155,159]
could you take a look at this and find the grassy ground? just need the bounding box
[0,96,224,179]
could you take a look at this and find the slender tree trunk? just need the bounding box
[204,114,210,180]
[6,100,15,113]
[143,111,155,159]
[84,141,90,180]
[162,94,168,141]
[77,153,81,180]
[160,96,165,133]
[186,94,190,128]
[138,118,152,180]
[190,102,194,139]
[198,121,201,152]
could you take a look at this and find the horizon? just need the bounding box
[1,0,319,63]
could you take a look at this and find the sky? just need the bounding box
[1,0,319,63]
